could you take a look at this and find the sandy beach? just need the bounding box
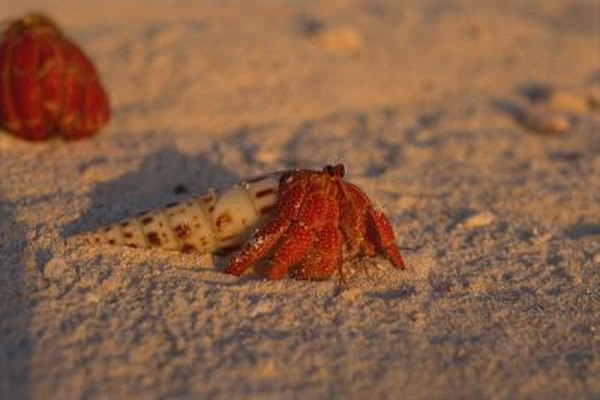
[1,1,599,398]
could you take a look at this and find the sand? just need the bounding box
[1,1,599,399]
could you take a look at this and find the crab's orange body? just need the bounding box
[0,14,110,140]
[224,164,405,280]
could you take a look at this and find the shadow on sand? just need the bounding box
[0,189,31,400]
[65,146,239,237]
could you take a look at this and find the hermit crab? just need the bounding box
[224,164,405,280]
[0,13,110,140]
[76,164,405,280]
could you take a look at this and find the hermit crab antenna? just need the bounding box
[279,171,293,185]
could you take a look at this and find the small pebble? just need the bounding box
[173,184,190,194]
[547,91,588,114]
[43,256,75,282]
[81,164,122,184]
[462,211,495,229]
[255,147,280,164]
[308,26,363,56]
[248,300,274,317]
[587,87,600,110]
[522,106,571,134]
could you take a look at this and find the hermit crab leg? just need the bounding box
[266,189,339,279]
[224,173,310,276]
[367,207,406,269]
[291,225,342,280]
[266,224,314,280]
[336,181,376,258]
[224,215,291,276]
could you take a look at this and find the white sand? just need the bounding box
[1,1,599,399]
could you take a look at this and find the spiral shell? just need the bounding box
[73,174,281,254]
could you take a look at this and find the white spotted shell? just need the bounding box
[72,173,281,254]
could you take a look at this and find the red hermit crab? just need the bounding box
[0,13,110,140]
[224,164,405,280]
[73,164,404,281]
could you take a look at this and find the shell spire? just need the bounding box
[72,174,282,254]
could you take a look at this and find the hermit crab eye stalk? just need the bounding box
[324,164,345,178]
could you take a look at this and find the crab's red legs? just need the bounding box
[291,224,342,280]
[367,206,405,269]
[223,173,307,276]
[342,181,405,269]
[224,170,343,280]
[224,164,405,279]
[336,181,376,258]
[266,184,339,279]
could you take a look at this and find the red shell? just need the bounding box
[0,14,110,140]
